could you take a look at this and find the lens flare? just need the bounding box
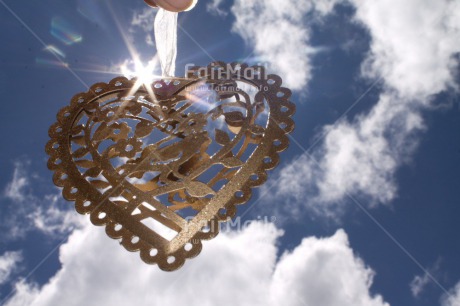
[119,57,162,99]
[120,58,159,85]
[51,17,83,45]
[44,45,66,58]
[35,58,69,69]
[236,56,268,67]
[185,81,218,112]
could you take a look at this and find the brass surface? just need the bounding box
[46,62,295,271]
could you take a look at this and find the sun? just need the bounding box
[120,56,160,85]
[119,56,162,98]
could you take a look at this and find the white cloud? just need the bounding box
[354,0,460,99]
[270,229,388,306]
[3,280,39,306]
[130,8,157,46]
[261,92,425,218]
[231,0,341,91]
[131,8,156,33]
[3,162,29,203]
[27,195,83,236]
[441,281,460,306]
[260,0,460,218]
[0,251,22,286]
[207,0,227,17]
[410,260,441,297]
[3,223,388,306]
[1,161,83,239]
[410,273,430,298]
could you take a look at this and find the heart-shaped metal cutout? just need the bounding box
[46,62,295,271]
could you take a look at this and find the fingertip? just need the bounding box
[145,0,197,12]
[144,0,158,8]
[184,0,198,11]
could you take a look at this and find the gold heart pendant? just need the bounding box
[46,62,295,271]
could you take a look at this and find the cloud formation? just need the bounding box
[130,8,157,46]
[3,162,29,203]
[442,281,460,306]
[231,0,341,91]
[259,0,460,218]
[410,259,441,298]
[4,223,388,306]
[410,272,432,298]
[206,0,228,17]
[1,161,83,239]
[0,251,22,286]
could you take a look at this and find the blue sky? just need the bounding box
[0,0,460,305]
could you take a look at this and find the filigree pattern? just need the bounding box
[46,62,295,271]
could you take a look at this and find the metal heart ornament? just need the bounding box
[46,62,295,271]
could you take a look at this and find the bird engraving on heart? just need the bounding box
[46,62,295,271]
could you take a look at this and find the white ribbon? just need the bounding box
[154,9,178,78]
